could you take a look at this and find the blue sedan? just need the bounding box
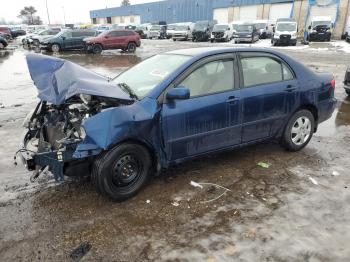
[20,47,337,201]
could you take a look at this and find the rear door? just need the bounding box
[161,53,242,161]
[238,52,299,142]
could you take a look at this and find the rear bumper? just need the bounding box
[317,98,337,124]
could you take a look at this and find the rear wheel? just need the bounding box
[92,44,103,54]
[51,43,60,52]
[92,143,152,201]
[127,42,137,53]
[281,110,315,151]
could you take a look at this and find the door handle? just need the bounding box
[285,85,297,92]
[226,96,239,103]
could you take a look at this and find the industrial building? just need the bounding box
[90,0,350,38]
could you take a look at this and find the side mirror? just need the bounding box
[166,87,190,100]
[308,25,312,30]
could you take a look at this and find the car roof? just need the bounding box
[166,47,284,57]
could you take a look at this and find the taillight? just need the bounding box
[330,78,336,90]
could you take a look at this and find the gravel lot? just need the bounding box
[0,39,350,261]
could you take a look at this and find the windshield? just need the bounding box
[277,23,297,32]
[174,25,188,31]
[312,21,332,28]
[151,25,161,31]
[213,25,228,31]
[236,25,253,32]
[194,22,208,31]
[112,54,191,99]
[255,23,266,30]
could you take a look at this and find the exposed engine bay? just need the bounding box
[18,94,130,181]
[25,94,126,152]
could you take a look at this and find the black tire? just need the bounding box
[173,38,176,41]
[281,110,315,152]
[51,43,60,52]
[346,90,350,96]
[92,143,152,201]
[127,42,137,53]
[92,44,103,54]
[210,39,214,43]
[32,39,39,46]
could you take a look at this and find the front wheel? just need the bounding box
[51,43,60,52]
[127,42,137,53]
[92,143,152,201]
[92,44,103,54]
[281,110,315,151]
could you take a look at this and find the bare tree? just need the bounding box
[121,0,130,7]
[18,6,42,25]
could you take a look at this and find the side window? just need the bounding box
[282,63,294,80]
[179,59,234,97]
[241,56,283,87]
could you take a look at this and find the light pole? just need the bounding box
[62,6,66,26]
[45,0,51,24]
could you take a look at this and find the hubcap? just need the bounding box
[112,155,140,186]
[291,116,312,146]
[52,45,59,52]
[129,44,135,52]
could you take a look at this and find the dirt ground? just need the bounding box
[0,39,350,261]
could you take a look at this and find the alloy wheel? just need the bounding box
[291,116,312,146]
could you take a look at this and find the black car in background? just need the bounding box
[10,29,26,38]
[233,23,260,43]
[0,34,8,49]
[192,20,217,42]
[40,29,98,52]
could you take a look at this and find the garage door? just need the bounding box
[308,4,338,25]
[239,6,258,21]
[213,8,229,24]
[269,3,293,21]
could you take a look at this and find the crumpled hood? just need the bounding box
[26,54,132,105]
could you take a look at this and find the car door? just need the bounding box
[70,31,86,49]
[238,52,299,143]
[161,54,242,161]
[60,31,73,50]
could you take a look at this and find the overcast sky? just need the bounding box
[0,0,160,24]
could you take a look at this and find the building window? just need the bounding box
[130,16,135,23]
[92,18,97,24]
[107,17,112,24]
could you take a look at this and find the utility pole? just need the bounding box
[62,6,67,25]
[45,0,51,24]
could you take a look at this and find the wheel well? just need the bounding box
[298,104,318,124]
[128,41,136,46]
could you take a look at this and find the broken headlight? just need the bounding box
[22,108,35,128]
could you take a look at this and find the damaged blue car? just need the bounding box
[18,47,337,201]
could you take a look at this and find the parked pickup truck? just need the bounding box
[84,29,141,54]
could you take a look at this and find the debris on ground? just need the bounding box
[308,176,318,185]
[332,171,340,176]
[70,242,92,262]
[146,199,151,204]
[190,181,203,189]
[257,162,271,168]
[171,201,179,207]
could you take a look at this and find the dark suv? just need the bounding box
[40,29,98,52]
[84,30,141,54]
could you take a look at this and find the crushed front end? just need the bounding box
[18,95,124,181]
[17,53,134,182]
